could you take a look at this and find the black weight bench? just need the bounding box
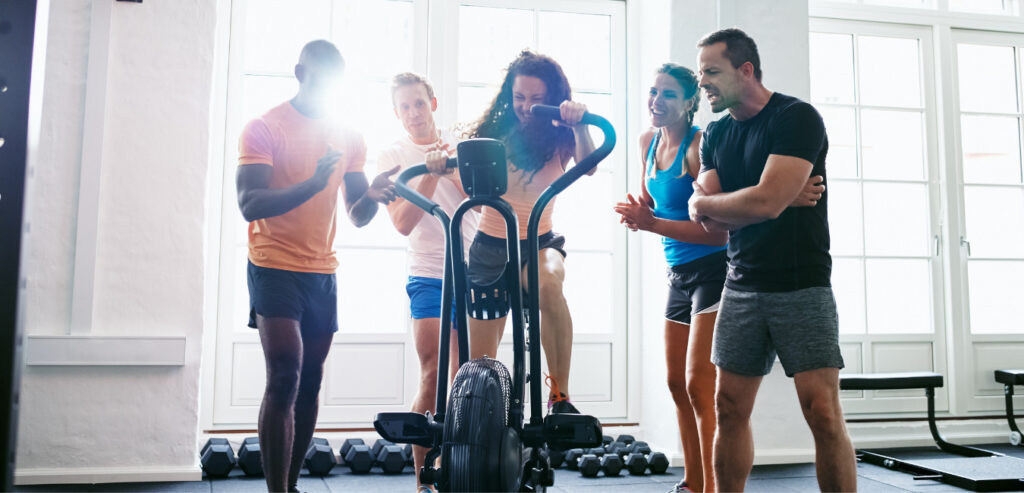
[841,371,1024,491]
[995,369,1024,447]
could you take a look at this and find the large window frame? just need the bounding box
[811,0,1024,417]
[810,19,949,414]
[205,0,629,429]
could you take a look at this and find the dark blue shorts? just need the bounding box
[247,261,338,334]
[406,276,457,325]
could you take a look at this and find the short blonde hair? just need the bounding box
[390,72,435,105]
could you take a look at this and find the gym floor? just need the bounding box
[12,443,1024,493]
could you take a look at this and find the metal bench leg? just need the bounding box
[925,387,997,457]
[1005,384,1023,447]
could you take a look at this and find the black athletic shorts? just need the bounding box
[466,231,567,320]
[665,250,728,325]
[247,260,338,334]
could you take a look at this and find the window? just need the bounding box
[949,0,1018,15]
[951,30,1024,412]
[810,5,1024,417]
[810,20,947,413]
[211,0,627,428]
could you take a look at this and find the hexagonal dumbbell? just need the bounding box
[549,448,566,468]
[200,438,236,477]
[371,438,394,460]
[606,441,629,460]
[625,451,648,476]
[615,434,636,447]
[377,444,406,474]
[344,444,374,474]
[602,435,614,447]
[304,437,337,476]
[630,441,652,456]
[648,452,670,474]
[340,438,365,464]
[238,436,262,476]
[564,448,585,471]
[601,454,623,477]
[578,454,601,477]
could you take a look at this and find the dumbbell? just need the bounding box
[200,438,236,477]
[630,441,652,456]
[304,437,337,476]
[625,452,648,475]
[403,443,413,468]
[578,454,601,477]
[549,448,566,468]
[340,438,365,463]
[587,446,605,457]
[615,434,635,446]
[605,441,629,459]
[377,444,406,474]
[648,452,670,474]
[344,444,374,474]
[601,454,623,476]
[371,438,394,458]
[602,435,614,446]
[238,437,262,476]
[564,448,584,470]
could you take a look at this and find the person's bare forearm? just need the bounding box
[692,187,781,227]
[648,217,727,246]
[239,178,322,222]
[348,193,379,227]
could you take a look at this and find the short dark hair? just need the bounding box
[390,72,436,105]
[298,39,345,72]
[697,28,762,82]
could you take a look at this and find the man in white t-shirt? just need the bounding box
[377,72,479,492]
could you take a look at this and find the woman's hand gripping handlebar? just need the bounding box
[529,104,617,189]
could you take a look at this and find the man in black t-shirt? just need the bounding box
[688,28,856,492]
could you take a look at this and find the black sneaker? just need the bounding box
[549,398,579,414]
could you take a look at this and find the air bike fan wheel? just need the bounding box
[440,357,522,492]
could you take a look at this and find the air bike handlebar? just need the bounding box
[393,157,460,215]
[524,104,616,423]
[392,156,465,420]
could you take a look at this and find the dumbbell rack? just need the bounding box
[562,435,671,479]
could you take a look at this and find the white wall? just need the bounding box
[16,0,220,484]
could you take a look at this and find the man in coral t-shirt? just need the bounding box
[236,39,397,493]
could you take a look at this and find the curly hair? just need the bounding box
[470,50,576,182]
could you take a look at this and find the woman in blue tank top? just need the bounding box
[615,64,727,493]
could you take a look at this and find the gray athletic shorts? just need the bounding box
[711,286,844,377]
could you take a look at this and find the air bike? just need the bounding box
[373,104,615,491]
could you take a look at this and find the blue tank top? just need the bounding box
[645,126,727,267]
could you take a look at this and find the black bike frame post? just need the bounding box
[432,210,453,417]
[448,197,527,429]
[525,105,617,422]
[392,161,458,418]
[448,203,475,368]
[502,206,527,431]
